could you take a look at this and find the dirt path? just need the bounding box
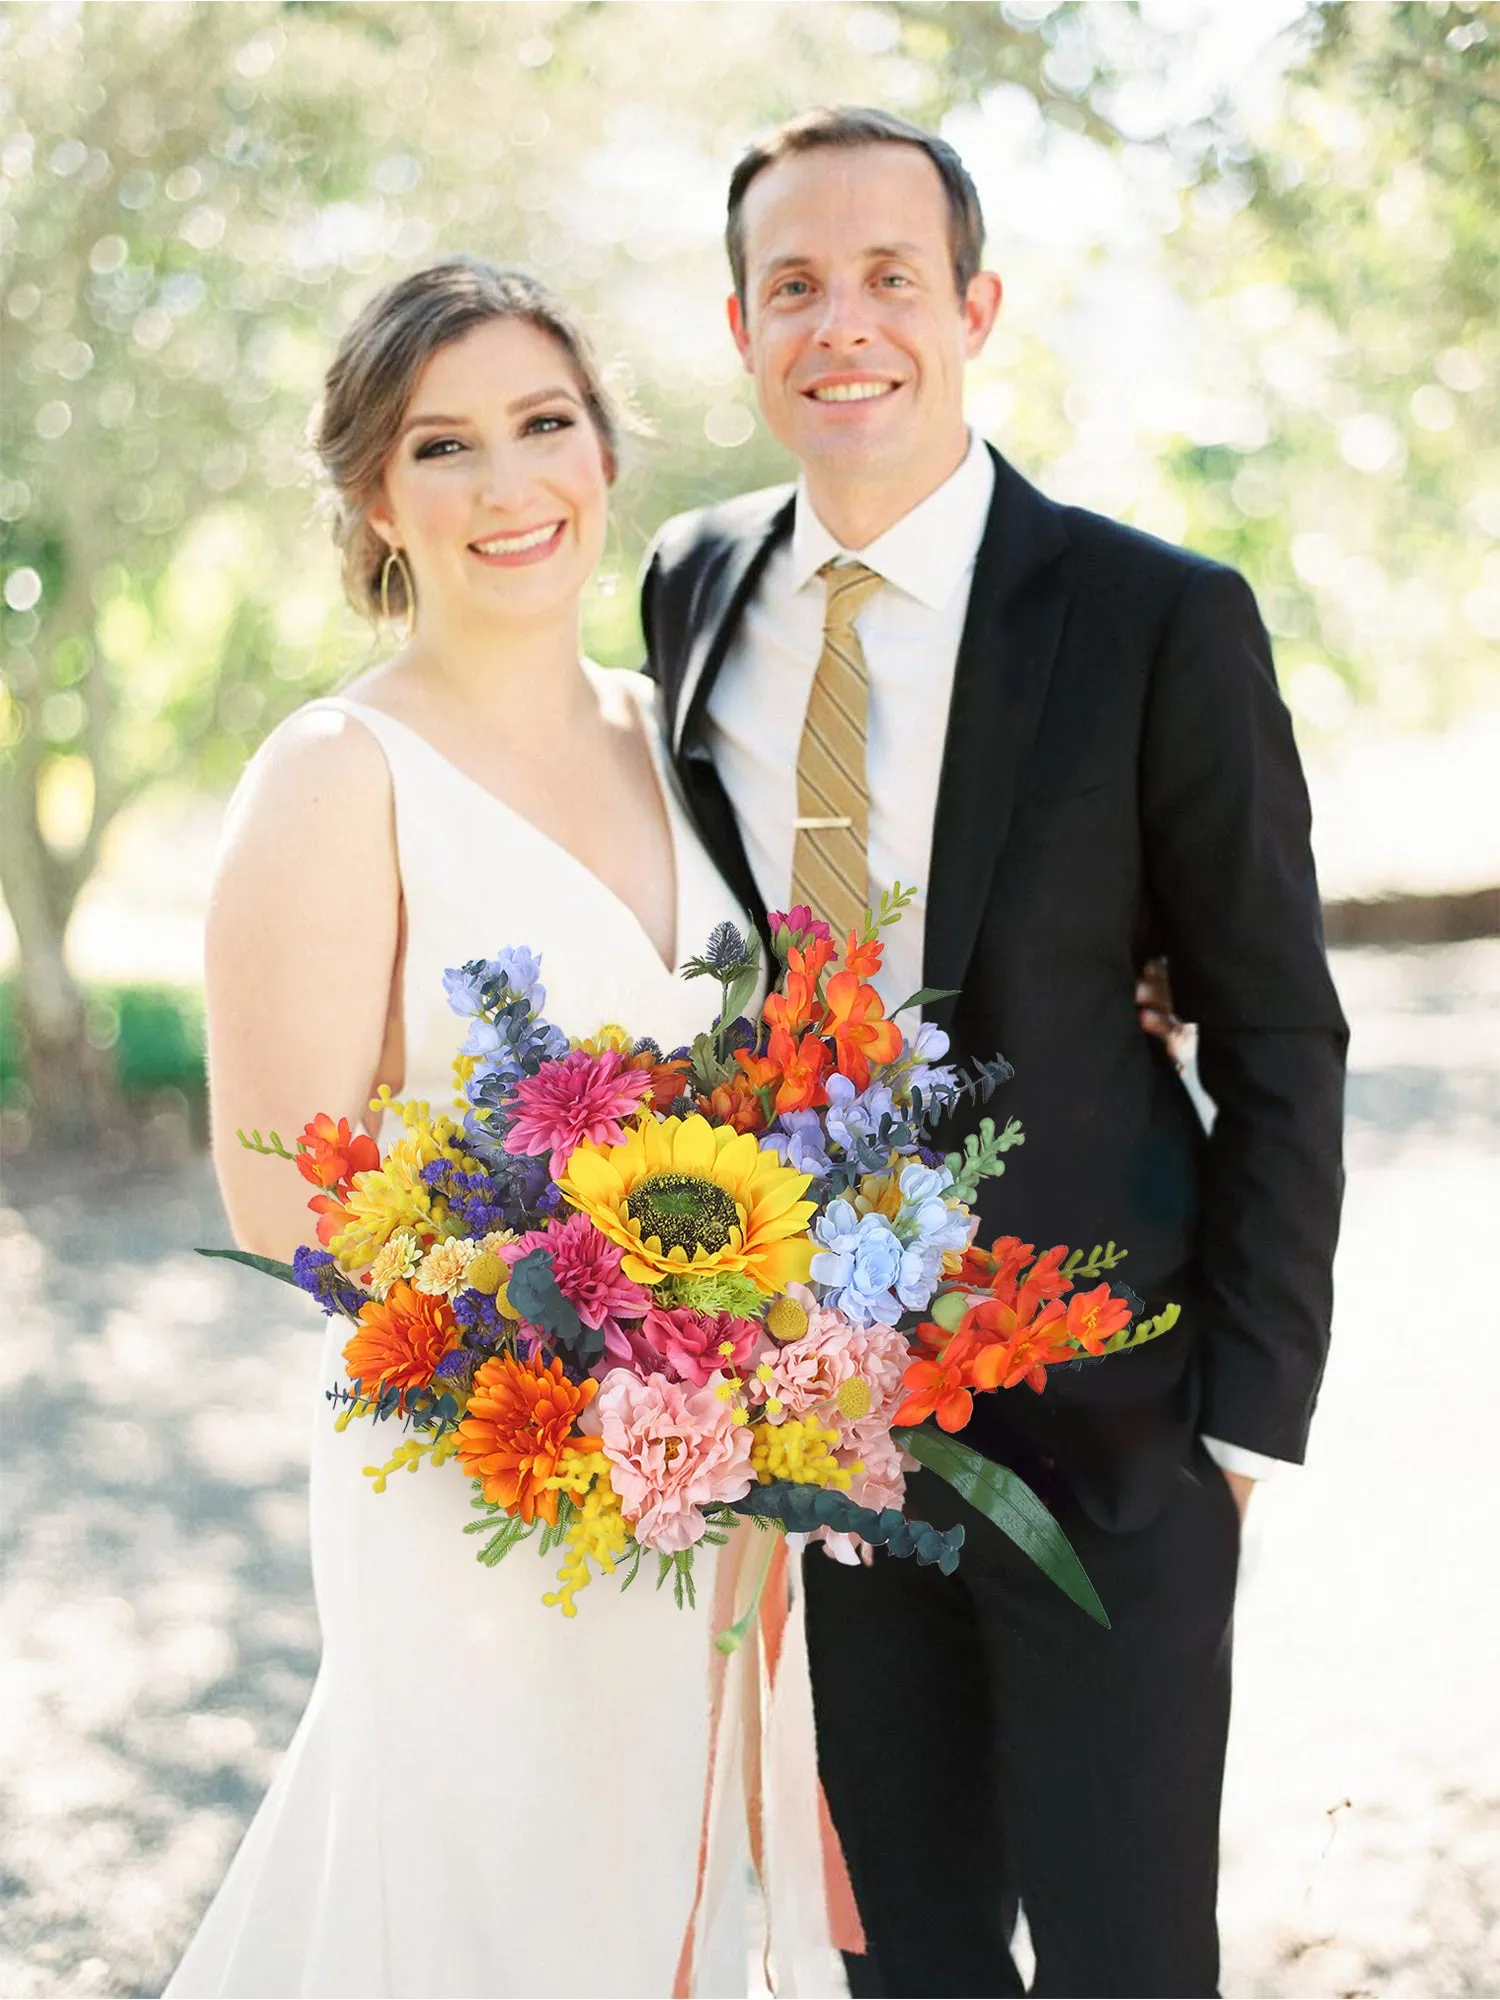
[2,941,1497,1998]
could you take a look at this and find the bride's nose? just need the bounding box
[476,445,538,514]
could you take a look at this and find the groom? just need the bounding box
[642,107,1346,1996]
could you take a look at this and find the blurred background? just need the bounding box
[2,3,1497,1996]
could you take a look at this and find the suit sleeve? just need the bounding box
[1141,563,1348,1462]
[637,537,664,689]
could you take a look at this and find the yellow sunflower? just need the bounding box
[556,1112,816,1295]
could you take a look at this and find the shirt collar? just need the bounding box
[787,430,995,610]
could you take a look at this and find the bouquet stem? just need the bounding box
[714,1526,782,1656]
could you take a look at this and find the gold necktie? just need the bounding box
[791,559,883,939]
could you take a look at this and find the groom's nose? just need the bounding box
[812,277,876,350]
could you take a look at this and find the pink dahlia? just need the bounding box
[502,1049,653,1178]
[505,1212,652,1366]
[596,1369,755,1553]
[638,1306,765,1387]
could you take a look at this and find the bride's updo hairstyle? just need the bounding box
[314,256,623,622]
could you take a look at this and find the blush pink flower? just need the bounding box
[505,1212,653,1366]
[763,1305,910,1423]
[503,1050,653,1178]
[596,1369,755,1553]
[638,1306,765,1387]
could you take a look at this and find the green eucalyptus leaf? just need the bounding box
[894,1425,1110,1629]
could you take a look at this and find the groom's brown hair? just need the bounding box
[726,106,986,306]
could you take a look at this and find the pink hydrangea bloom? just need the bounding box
[505,1213,652,1366]
[638,1306,765,1387]
[502,1049,652,1178]
[596,1370,755,1553]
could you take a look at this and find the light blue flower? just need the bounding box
[443,947,547,1019]
[905,1021,957,1098]
[824,1075,899,1157]
[761,1110,833,1179]
[810,1201,904,1326]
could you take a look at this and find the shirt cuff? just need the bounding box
[1200,1434,1288,1482]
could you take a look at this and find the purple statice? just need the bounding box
[453,1286,506,1343]
[292,1246,365,1319]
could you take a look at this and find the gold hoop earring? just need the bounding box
[379,548,416,642]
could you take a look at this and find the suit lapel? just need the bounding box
[923,449,1072,1034]
[670,491,794,761]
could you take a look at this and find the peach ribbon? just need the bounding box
[673,1527,865,1998]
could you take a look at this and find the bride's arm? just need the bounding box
[205,707,400,1261]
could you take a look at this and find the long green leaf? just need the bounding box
[196,1247,302,1288]
[894,1425,1110,1629]
[888,984,961,1015]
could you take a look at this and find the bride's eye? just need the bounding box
[413,436,464,460]
[524,412,575,436]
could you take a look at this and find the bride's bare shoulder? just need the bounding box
[219,694,394,862]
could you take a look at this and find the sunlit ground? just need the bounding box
[1,940,1497,1999]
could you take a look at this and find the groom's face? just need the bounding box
[728,143,998,495]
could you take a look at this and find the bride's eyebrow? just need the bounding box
[508,385,583,414]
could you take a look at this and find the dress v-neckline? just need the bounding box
[334,669,684,979]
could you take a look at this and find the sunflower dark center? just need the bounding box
[627,1173,740,1257]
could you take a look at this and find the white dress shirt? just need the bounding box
[704,430,1280,1486]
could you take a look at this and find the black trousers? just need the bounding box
[802,1445,1239,1998]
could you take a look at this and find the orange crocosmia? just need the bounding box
[894,1353,974,1433]
[767,1026,834,1115]
[735,1045,783,1094]
[700,1075,769,1135]
[823,970,902,1091]
[296,1113,379,1192]
[1064,1283,1133,1356]
[456,1351,598,1526]
[342,1281,458,1404]
[965,1296,1074,1394]
[842,930,883,978]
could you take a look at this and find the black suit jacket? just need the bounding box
[641,446,1348,1528]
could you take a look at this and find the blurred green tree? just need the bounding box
[0,1,1073,1143]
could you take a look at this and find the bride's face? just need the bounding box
[369,316,610,634]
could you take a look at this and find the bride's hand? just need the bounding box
[1135,956,1189,1069]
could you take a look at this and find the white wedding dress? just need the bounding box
[168,667,786,2000]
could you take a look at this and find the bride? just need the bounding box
[169,258,768,2000]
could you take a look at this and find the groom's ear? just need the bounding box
[727,292,753,372]
[962,271,1004,359]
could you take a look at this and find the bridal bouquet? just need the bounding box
[214,890,1175,1626]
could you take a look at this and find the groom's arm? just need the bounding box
[1141,562,1348,1464]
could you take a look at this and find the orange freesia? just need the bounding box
[842,930,883,978]
[296,1112,380,1192]
[342,1281,458,1405]
[456,1351,598,1526]
[763,967,826,1038]
[788,936,837,982]
[823,969,902,1090]
[626,1051,694,1114]
[767,1026,834,1114]
[1063,1283,1133,1356]
[894,1350,974,1432]
[700,1075,769,1135]
[735,1045,782,1094]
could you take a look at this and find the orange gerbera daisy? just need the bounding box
[342,1281,458,1403]
[456,1351,598,1525]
